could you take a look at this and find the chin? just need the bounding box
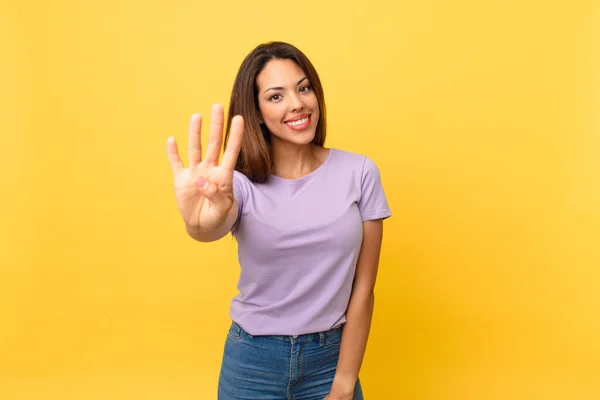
[296,132,317,144]
[288,133,317,146]
[272,129,316,146]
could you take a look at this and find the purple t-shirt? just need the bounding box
[230,148,391,336]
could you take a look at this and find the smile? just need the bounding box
[286,117,309,126]
[284,114,311,131]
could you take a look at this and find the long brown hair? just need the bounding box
[224,41,327,183]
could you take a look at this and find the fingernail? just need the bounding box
[195,176,207,188]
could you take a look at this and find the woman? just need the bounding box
[166,41,391,400]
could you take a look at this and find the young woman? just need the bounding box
[166,41,391,400]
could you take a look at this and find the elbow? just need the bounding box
[365,289,375,309]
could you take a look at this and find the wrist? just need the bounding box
[185,221,203,235]
[184,222,214,242]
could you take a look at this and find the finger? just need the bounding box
[195,178,220,204]
[199,181,218,200]
[188,113,202,167]
[166,136,183,175]
[204,103,224,166]
[221,115,244,171]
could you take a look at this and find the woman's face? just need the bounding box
[256,59,320,146]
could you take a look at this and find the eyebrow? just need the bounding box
[263,77,308,93]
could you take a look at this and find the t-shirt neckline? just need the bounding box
[268,148,334,185]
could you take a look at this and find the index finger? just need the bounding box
[221,115,244,171]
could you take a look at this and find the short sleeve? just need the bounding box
[358,157,392,221]
[232,171,247,234]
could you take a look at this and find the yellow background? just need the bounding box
[1,0,599,398]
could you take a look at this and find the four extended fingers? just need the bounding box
[168,104,243,176]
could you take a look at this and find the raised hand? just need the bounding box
[166,104,244,238]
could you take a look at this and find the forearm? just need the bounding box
[331,290,375,396]
[327,219,384,398]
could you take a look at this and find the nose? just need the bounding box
[289,92,304,112]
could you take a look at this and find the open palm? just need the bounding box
[166,104,244,234]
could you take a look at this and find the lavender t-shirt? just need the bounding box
[230,148,391,336]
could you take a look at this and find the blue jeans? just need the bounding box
[218,321,364,400]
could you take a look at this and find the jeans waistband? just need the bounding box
[232,321,343,343]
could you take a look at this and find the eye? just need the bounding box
[299,85,312,93]
[268,94,282,102]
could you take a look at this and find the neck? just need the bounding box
[271,139,322,180]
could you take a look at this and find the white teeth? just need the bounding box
[286,117,308,127]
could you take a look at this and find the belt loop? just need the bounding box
[234,321,252,338]
[319,331,325,346]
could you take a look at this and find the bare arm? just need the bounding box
[328,219,384,399]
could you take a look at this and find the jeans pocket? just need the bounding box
[324,327,342,347]
[227,321,245,341]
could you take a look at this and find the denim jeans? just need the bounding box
[218,321,364,400]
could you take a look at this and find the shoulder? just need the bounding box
[233,170,251,184]
[233,170,254,203]
[329,148,379,176]
[234,170,260,190]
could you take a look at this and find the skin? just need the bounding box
[166,59,385,400]
[324,219,383,400]
[166,104,243,242]
[256,58,329,179]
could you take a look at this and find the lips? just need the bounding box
[284,114,311,131]
[284,113,311,124]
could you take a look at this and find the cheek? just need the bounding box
[308,94,320,112]
[258,104,284,135]
[258,102,280,123]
